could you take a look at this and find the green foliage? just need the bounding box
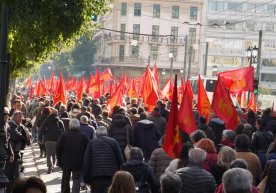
[259,85,272,95]
[1,0,109,78]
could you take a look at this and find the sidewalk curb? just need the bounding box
[30,143,41,177]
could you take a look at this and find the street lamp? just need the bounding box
[180,69,184,74]
[169,53,173,78]
[212,65,218,76]
[245,46,258,66]
[162,69,166,75]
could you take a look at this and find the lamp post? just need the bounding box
[212,65,218,76]
[169,53,173,78]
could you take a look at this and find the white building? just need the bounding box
[205,0,276,90]
[92,0,205,82]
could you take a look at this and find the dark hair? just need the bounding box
[199,116,206,124]
[160,172,182,193]
[256,118,265,131]
[190,130,207,143]
[229,159,248,169]
[12,176,47,193]
[177,142,194,168]
[66,102,73,112]
[129,107,138,115]
[102,110,109,118]
[138,107,146,115]
[235,124,244,135]
[60,112,69,119]
[140,112,147,120]
[235,134,250,151]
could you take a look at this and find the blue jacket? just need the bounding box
[79,124,96,140]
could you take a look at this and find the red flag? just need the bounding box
[53,74,66,106]
[100,68,114,83]
[68,76,76,91]
[181,76,185,97]
[127,77,138,98]
[178,81,197,135]
[48,69,55,93]
[106,80,124,112]
[185,79,194,100]
[152,63,159,88]
[218,66,254,93]
[109,82,114,96]
[161,78,174,101]
[163,75,182,158]
[211,78,240,130]
[36,80,47,97]
[247,93,257,112]
[141,67,159,111]
[86,74,93,94]
[76,75,85,101]
[25,76,32,88]
[89,69,101,98]
[29,86,34,99]
[197,75,211,121]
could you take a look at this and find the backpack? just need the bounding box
[135,167,150,193]
[45,119,63,141]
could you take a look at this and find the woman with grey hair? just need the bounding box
[121,147,158,193]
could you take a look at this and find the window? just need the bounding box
[153,4,160,18]
[151,46,158,60]
[134,3,141,16]
[190,7,198,20]
[187,47,195,62]
[265,23,274,32]
[170,26,178,43]
[133,24,140,40]
[227,3,243,11]
[208,1,224,11]
[121,3,127,16]
[189,28,196,44]
[256,4,265,13]
[170,48,177,61]
[120,24,126,40]
[152,25,159,42]
[267,4,276,14]
[119,45,125,61]
[172,5,179,19]
[246,3,255,12]
[131,46,139,58]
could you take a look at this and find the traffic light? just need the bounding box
[91,15,97,21]
[254,78,259,94]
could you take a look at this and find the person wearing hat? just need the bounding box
[83,126,123,193]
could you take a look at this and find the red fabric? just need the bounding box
[186,79,194,100]
[48,70,55,93]
[140,67,159,112]
[152,63,159,88]
[202,153,218,171]
[106,79,124,112]
[25,76,32,88]
[127,77,138,98]
[86,74,92,94]
[36,80,47,97]
[218,66,254,93]
[76,75,85,101]
[163,75,182,159]
[247,93,257,112]
[211,78,240,130]
[161,78,174,101]
[53,74,66,106]
[220,139,235,149]
[89,69,101,98]
[197,75,211,121]
[100,68,113,83]
[178,81,196,135]
[181,76,185,98]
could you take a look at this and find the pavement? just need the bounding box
[22,142,88,193]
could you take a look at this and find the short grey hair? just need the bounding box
[80,115,89,124]
[223,168,252,193]
[12,110,22,119]
[160,172,182,193]
[188,147,207,164]
[218,146,237,168]
[69,118,80,130]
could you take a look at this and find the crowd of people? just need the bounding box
[3,91,276,193]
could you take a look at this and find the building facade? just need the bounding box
[92,0,205,82]
[205,0,276,90]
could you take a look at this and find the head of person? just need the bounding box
[72,103,80,110]
[140,112,147,120]
[108,171,136,193]
[199,116,207,125]
[256,118,265,131]
[190,130,207,144]
[13,100,22,110]
[80,115,89,125]
[218,146,237,168]
[129,147,144,161]
[80,106,87,113]
[235,124,245,135]
[96,126,108,137]
[50,108,58,116]
[196,138,217,154]
[41,107,52,116]
[188,147,207,165]
[102,110,109,119]
[59,105,66,113]
[131,98,137,105]
[60,112,69,119]
[12,176,47,193]
[12,110,23,125]
[69,118,80,130]
[222,168,253,193]
[160,172,182,193]
[153,107,160,114]
[4,107,10,122]
[222,130,236,142]
[179,142,194,160]
[229,159,248,169]
[235,134,250,152]
[129,107,138,116]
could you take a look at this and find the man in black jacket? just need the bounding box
[56,118,89,193]
[39,109,64,174]
[176,148,216,193]
[83,126,123,193]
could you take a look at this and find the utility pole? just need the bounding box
[187,46,192,80]
[148,56,150,68]
[204,42,209,76]
[170,57,173,78]
[256,30,262,101]
[183,35,188,81]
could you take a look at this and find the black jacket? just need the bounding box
[264,160,276,193]
[121,159,158,193]
[134,120,161,160]
[83,135,123,183]
[251,130,274,153]
[56,129,89,170]
[198,124,215,142]
[39,114,64,142]
[176,164,216,193]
